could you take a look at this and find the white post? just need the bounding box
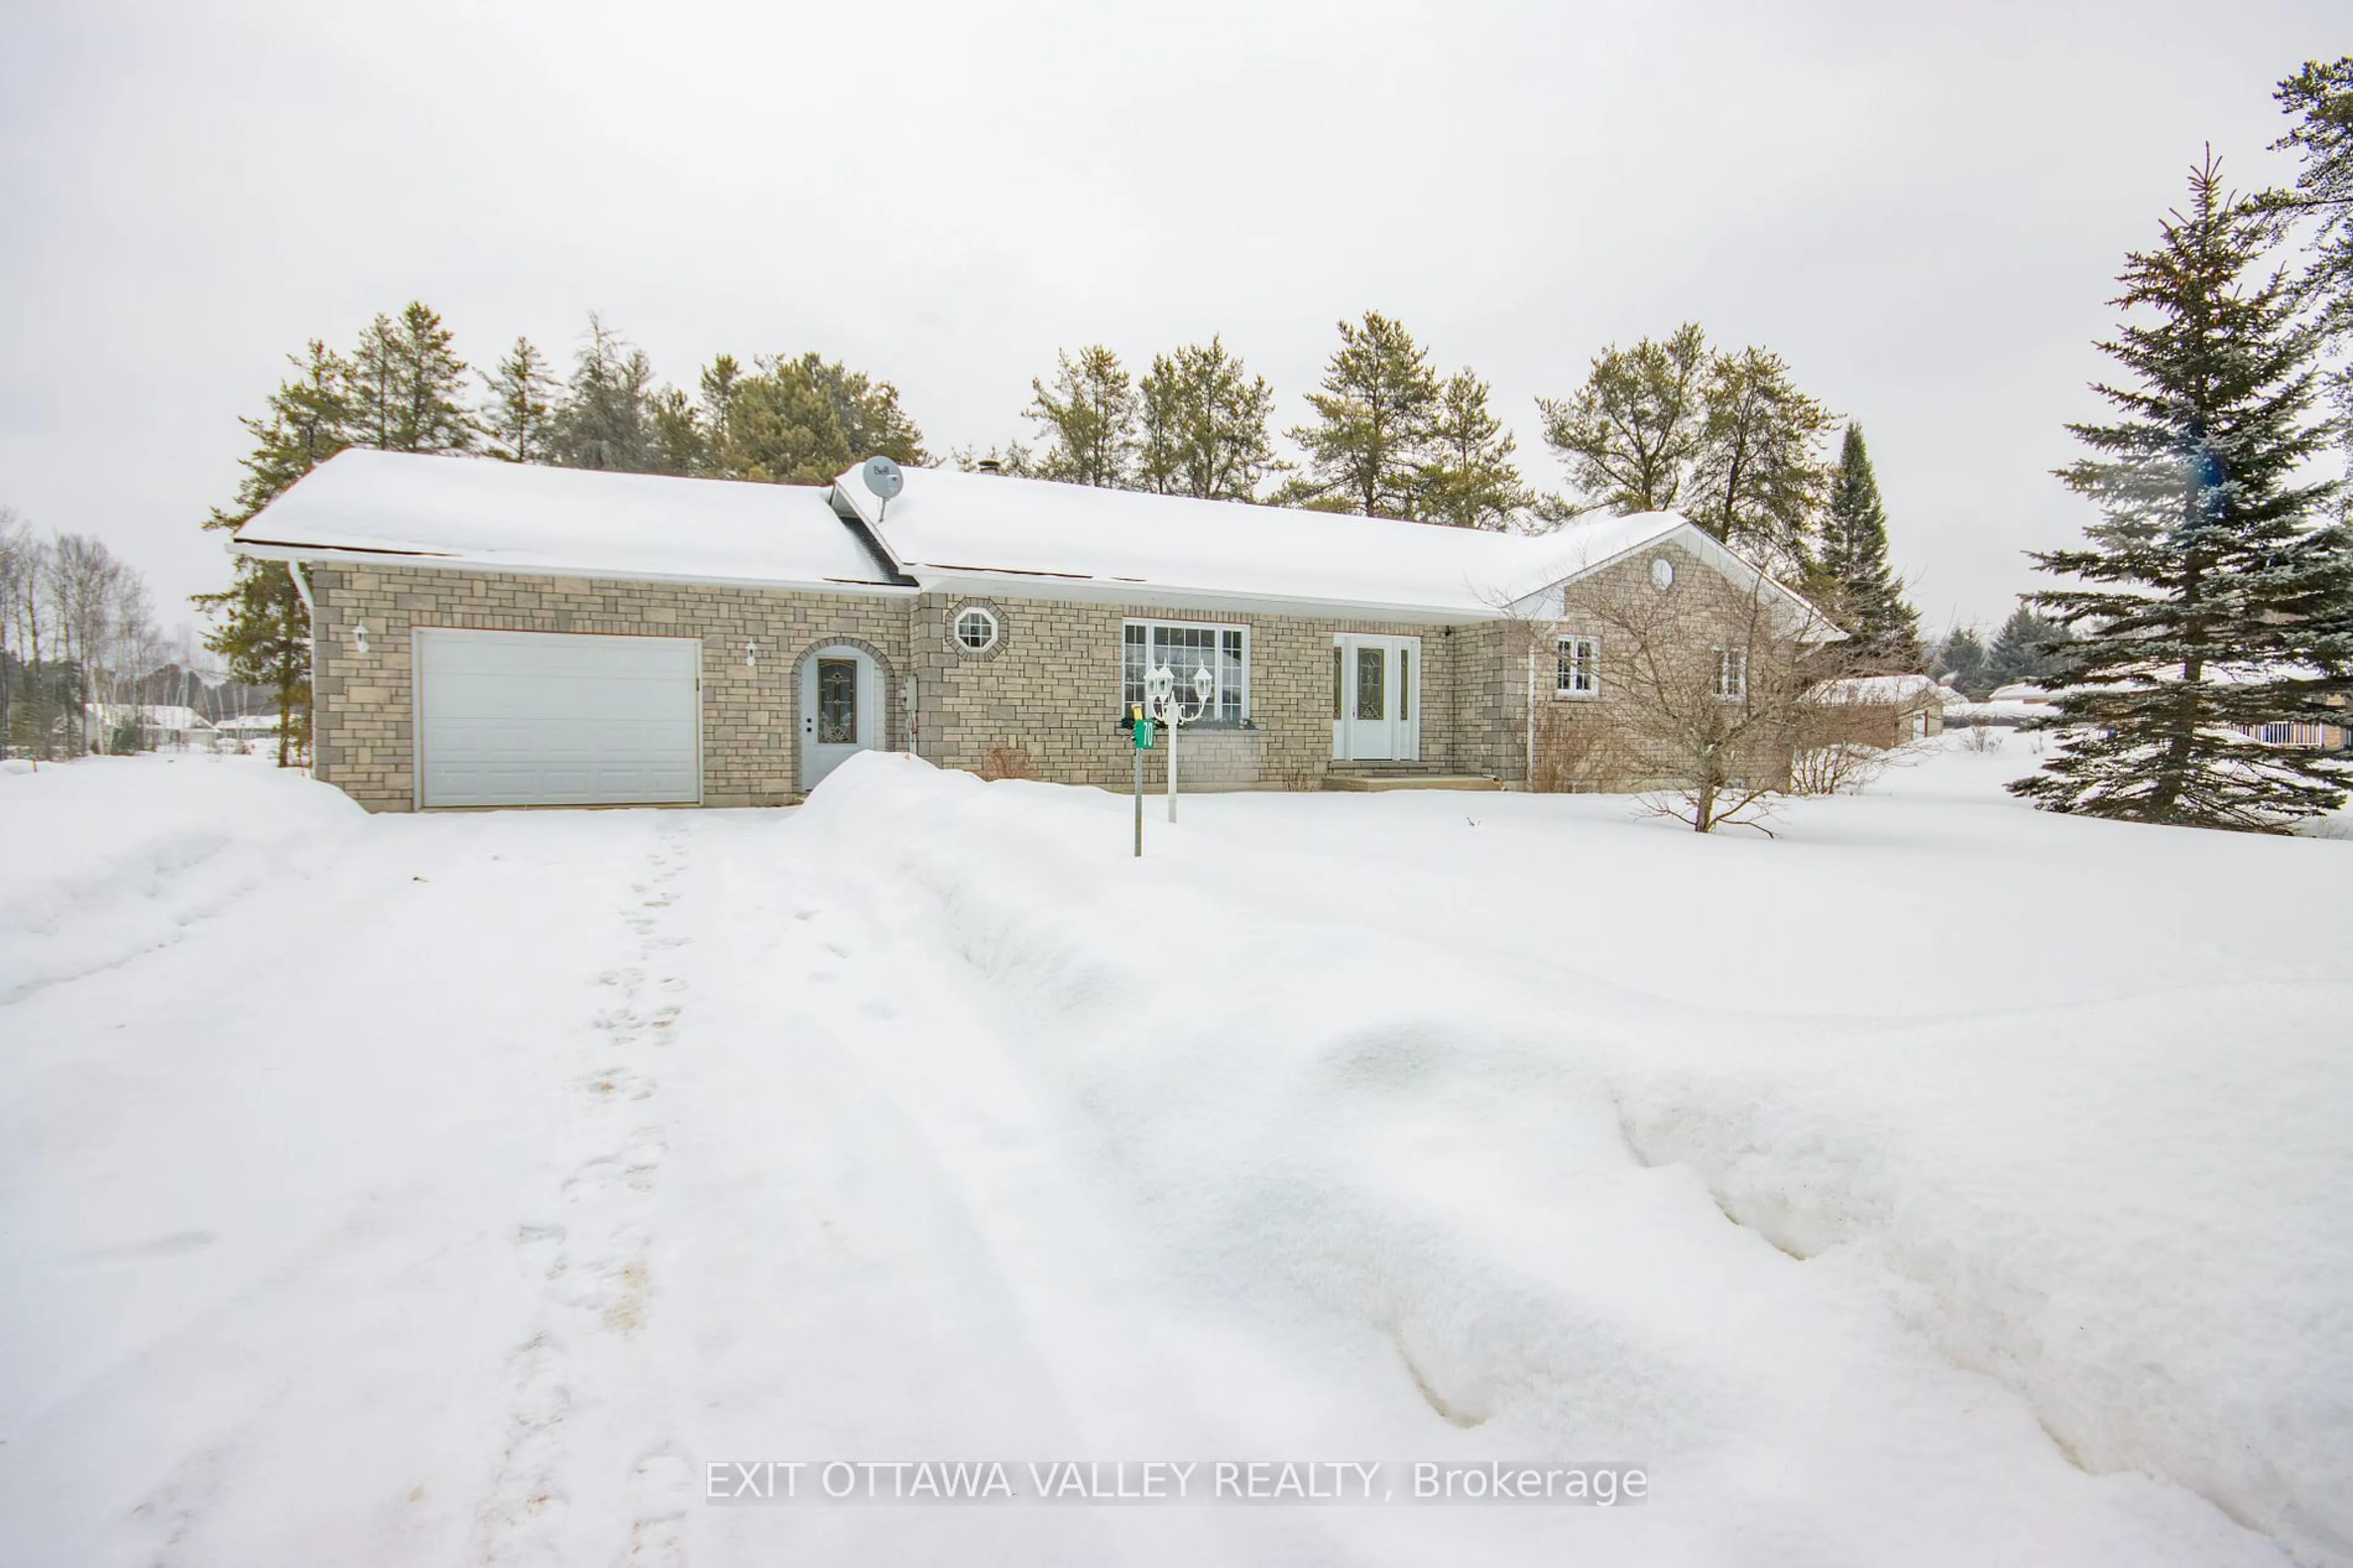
[1167,710,1179,822]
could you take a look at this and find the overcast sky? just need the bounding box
[2,0,2344,638]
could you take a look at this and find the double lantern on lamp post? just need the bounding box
[1146,659,1216,824]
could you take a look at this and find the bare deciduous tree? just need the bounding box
[1580,571,1846,834]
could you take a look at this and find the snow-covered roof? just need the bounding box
[233,450,901,591]
[84,703,214,730]
[1812,673,1940,706]
[231,449,1833,626]
[830,463,1816,623]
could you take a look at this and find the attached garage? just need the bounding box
[414,629,701,808]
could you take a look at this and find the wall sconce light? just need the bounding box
[352,621,369,656]
[745,639,757,669]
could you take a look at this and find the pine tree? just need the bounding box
[387,302,472,452]
[1136,337,1276,502]
[548,314,659,472]
[648,387,708,476]
[1694,348,1838,572]
[1982,603,2073,689]
[2011,154,2352,830]
[1932,625,1990,698]
[1537,323,1710,514]
[1539,327,1841,565]
[1281,312,1439,518]
[1420,368,1531,529]
[194,340,354,765]
[1027,346,1137,488]
[714,351,926,484]
[346,303,472,453]
[481,336,558,463]
[697,354,746,477]
[349,312,403,450]
[1820,425,1923,666]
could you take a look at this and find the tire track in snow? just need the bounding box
[477,815,696,1567]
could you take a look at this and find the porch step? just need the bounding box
[1323,771,1506,792]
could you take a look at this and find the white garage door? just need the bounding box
[414,629,701,808]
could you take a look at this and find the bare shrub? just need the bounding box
[977,743,1036,782]
[1584,574,1844,833]
[1961,717,2005,753]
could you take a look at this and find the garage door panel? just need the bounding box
[416,630,700,808]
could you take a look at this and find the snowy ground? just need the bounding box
[2,742,2347,1566]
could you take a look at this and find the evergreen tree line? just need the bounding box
[0,509,172,759]
[984,314,1924,666]
[1927,606,2076,700]
[200,298,1931,756]
[2004,55,2353,831]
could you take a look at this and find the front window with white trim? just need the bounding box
[1556,634,1599,697]
[953,605,999,653]
[1121,619,1248,722]
[1714,646,1748,700]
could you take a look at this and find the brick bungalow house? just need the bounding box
[228,450,1833,810]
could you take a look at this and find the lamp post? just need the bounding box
[1148,659,1216,823]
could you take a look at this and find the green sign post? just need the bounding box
[1131,704,1150,856]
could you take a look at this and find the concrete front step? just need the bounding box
[1323,771,1506,792]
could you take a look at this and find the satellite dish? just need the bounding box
[862,455,904,502]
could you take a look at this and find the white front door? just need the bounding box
[413,628,701,808]
[1331,635,1421,762]
[800,645,880,790]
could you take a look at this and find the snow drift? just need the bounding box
[786,749,2352,1564]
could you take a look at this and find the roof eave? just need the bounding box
[229,539,920,598]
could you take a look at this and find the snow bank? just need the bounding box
[0,754,363,1003]
[785,751,2351,1564]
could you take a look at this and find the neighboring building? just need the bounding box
[80,703,218,751]
[1805,673,1946,749]
[229,450,1834,811]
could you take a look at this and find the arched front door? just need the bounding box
[799,644,881,790]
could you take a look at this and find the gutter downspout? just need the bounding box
[287,560,317,776]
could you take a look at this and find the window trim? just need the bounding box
[1121,618,1251,724]
[1555,634,1600,699]
[951,604,1001,654]
[1713,645,1749,702]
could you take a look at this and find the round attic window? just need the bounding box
[953,605,1000,653]
[1651,556,1676,593]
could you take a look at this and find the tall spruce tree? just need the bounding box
[1421,367,1532,529]
[194,339,355,765]
[481,336,558,463]
[2272,58,2353,478]
[1027,346,1138,487]
[1821,425,1923,665]
[1136,336,1276,501]
[1281,312,1439,518]
[2011,154,2352,830]
[1982,603,2073,689]
[1932,625,1991,698]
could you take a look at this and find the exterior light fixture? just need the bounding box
[352,621,369,656]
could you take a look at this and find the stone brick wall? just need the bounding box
[300,537,1805,811]
[306,564,911,810]
[911,590,1458,792]
[1529,539,1809,792]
